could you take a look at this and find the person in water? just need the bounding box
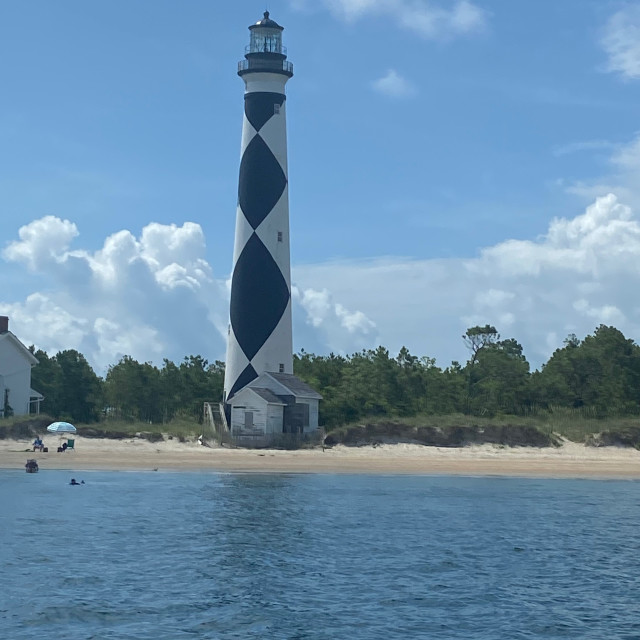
[69,478,84,485]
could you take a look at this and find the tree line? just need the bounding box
[30,350,224,424]
[29,324,640,427]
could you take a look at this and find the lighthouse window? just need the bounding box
[274,104,281,115]
[279,363,285,373]
[277,231,283,242]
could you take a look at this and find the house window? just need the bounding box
[274,104,281,115]
[277,231,283,242]
[279,363,285,373]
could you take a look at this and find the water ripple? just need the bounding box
[2,472,640,639]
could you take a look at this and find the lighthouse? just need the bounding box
[224,11,294,405]
[223,13,321,442]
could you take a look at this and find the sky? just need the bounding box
[2,0,640,375]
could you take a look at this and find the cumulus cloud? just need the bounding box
[1,218,376,373]
[472,195,638,278]
[372,69,416,97]
[5,191,640,374]
[601,6,640,80]
[1,218,225,373]
[294,193,640,369]
[292,0,487,39]
[3,215,79,271]
[293,286,378,353]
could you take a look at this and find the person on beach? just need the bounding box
[32,436,44,452]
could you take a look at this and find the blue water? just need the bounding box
[1,471,639,639]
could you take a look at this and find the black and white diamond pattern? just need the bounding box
[225,90,293,402]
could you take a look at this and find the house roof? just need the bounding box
[0,332,39,366]
[263,372,323,399]
[250,388,287,405]
[230,386,286,406]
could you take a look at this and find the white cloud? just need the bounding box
[573,299,625,325]
[293,0,487,39]
[470,195,638,279]
[335,304,377,334]
[0,293,89,354]
[601,6,640,80]
[293,193,640,369]
[293,286,378,353]
[3,216,79,271]
[5,190,640,374]
[372,69,416,97]
[1,219,224,373]
[1,218,376,373]
[294,287,332,328]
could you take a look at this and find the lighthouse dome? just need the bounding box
[252,11,284,31]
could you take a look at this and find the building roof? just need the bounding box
[264,372,323,399]
[250,387,286,405]
[230,385,286,406]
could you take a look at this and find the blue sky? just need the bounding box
[2,0,640,374]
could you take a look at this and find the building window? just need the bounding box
[274,104,281,115]
[277,231,283,242]
[279,363,285,373]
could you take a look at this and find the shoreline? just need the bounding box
[2,436,640,478]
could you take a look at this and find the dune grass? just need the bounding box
[0,414,203,442]
[338,409,640,443]
[3,408,639,445]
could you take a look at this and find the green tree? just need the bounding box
[536,326,640,414]
[463,325,500,365]
[30,347,64,417]
[467,338,530,415]
[176,355,225,420]
[105,356,161,421]
[294,350,348,427]
[462,327,531,415]
[55,349,103,422]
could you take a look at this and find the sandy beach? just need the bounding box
[2,435,640,478]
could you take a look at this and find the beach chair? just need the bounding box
[66,438,75,451]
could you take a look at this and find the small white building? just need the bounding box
[228,372,322,445]
[0,316,43,417]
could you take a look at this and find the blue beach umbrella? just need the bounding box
[46,421,77,434]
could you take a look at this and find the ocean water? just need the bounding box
[1,471,639,640]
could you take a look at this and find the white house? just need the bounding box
[228,372,322,445]
[0,316,43,417]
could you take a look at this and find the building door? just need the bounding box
[283,403,309,434]
[244,411,254,429]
